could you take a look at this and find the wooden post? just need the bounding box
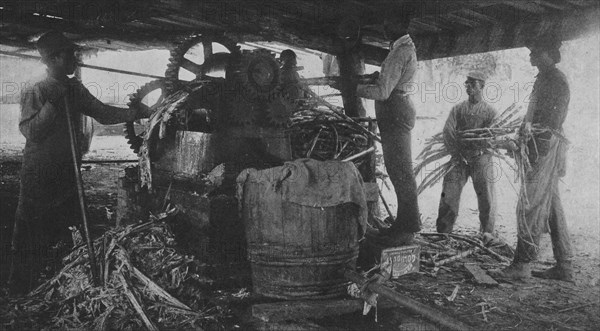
[337,51,366,117]
[345,269,474,331]
[332,17,367,118]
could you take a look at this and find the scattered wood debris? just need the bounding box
[0,209,232,330]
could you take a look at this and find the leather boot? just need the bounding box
[532,261,574,282]
[490,262,531,280]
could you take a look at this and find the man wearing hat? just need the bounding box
[8,31,150,292]
[435,71,499,243]
[356,5,420,246]
[495,34,573,281]
[278,49,306,101]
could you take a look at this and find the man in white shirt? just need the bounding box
[356,7,420,246]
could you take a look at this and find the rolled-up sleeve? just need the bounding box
[19,85,58,142]
[357,47,405,101]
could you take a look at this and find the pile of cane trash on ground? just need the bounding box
[0,208,240,330]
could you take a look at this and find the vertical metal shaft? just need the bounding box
[64,95,100,286]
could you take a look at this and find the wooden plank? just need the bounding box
[460,9,501,24]
[447,13,480,28]
[531,0,570,10]
[252,298,396,323]
[464,264,499,286]
[502,1,547,14]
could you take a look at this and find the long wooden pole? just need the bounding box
[0,50,163,79]
[345,270,473,331]
[64,95,101,286]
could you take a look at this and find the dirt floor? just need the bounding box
[1,134,598,330]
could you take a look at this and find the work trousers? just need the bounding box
[436,154,497,234]
[514,188,572,263]
[514,136,572,263]
[375,93,421,233]
[9,192,79,292]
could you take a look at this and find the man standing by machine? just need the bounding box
[356,7,420,246]
[495,35,573,281]
[8,31,150,292]
[435,72,499,244]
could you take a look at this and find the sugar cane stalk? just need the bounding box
[434,248,478,267]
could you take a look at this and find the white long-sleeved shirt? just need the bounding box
[356,35,417,101]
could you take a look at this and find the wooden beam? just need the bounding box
[166,14,225,30]
[417,17,456,32]
[530,0,570,10]
[447,13,480,28]
[564,0,598,7]
[459,9,501,25]
[501,1,547,14]
[411,19,444,33]
[360,4,600,63]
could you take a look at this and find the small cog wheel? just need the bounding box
[266,96,296,127]
[235,49,280,101]
[124,80,166,154]
[165,34,240,93]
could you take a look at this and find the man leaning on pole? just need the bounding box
[8,31,151,293]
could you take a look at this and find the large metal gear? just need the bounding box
[164,34,239,93]
[234,49,281,101]
[266,96,296,127]
[124,80,166,154]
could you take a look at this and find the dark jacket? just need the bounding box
[527,67,570,161]
[19,75,137,208]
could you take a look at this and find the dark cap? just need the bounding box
[36,31,76,59]
[279,49,297,61]
[466,71,487,83]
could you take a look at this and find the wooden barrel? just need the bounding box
[240,169,360,300]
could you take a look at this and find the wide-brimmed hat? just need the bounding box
[466,71,487,83]
[36,31,76,59]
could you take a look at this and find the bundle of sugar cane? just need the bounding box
[0,208,230,330]
[414,103,523,195]
[289,108,372,163]
[413,132,454,195]
[458,103,523,146]
[139,81,209,190]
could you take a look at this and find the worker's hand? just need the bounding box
[45,82,71,112]
[329,78,342,91]
[493,139,518,152]
[355,72,379,85]
[520,121,532,137]
[130,101,154,120]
